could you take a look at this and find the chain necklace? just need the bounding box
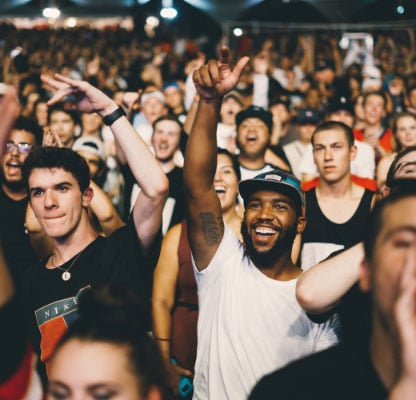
[50,250,84,281]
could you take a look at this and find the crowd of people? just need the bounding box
[1,23,416,399]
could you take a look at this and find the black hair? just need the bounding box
[385,146,416,188]
[364,182,416,261]
[47,102,81,126]
[217,147,241,182]
[13,116,43,146]
[22,147,90,193]
[52,285,166,398]
[311,120,355,147]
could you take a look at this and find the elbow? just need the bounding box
[296,278,320,313]
[151,175,169,203]
[159,176,170,200]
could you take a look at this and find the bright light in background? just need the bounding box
[160,0,178,19]
[146,16,160,28]
[233,27,243,37]
[339,36,349,49]
[396,5,405,14]
[160,7,177,19]
[66,17,77,28]
[42,7,61,19]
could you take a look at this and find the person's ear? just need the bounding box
[349,144,358,161]
[82,186,94,207]
[359,258,372,293]
[296,216,307,234]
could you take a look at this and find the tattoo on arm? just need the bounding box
[199,212,224,246]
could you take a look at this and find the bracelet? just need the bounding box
[102,106,126,126]
[154,337,171,342]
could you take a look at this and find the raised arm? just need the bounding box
[183,47,249,270]
[296,242,364,314]
[41,74,168,252]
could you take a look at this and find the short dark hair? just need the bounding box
[13,116,43,146]
[47,102,80,126]
[364,184,416,261]
[52,285,166,398]
[22,147,90,193]
[311,121,355,147]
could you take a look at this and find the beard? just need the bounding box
[241,221,297,269]
[0,168,26,193]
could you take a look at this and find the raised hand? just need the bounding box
[42,127,63,148]
[41,73,116,117]
[389,251,416,399]
[192,45,249,102]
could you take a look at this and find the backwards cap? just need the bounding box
[239,169,306,216]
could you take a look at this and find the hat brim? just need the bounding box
[239,180,304,213]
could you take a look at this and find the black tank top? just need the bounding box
[301,188,374,270]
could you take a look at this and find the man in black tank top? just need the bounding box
[300,121,375,270]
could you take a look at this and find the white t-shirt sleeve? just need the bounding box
[299,143,318,176]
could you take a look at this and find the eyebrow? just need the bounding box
[384,226,416,240]
[29,181,74,192]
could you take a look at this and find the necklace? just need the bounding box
[50,250,84,281]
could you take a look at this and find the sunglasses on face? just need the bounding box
[6,142,33,154]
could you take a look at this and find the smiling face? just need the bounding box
[236,117,270,159]
[2,129,36,190]
[241,190,304,268]
[312,128,356,184]
[363,94,386,126]
[28,167,92,240]
[47,339,143,400]
[214,153,239,213]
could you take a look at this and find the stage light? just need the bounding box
[160,0,177,20]
[396,5,405,14]
[42,6,61,19]
[233,27,243,37]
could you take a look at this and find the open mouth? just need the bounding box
[254,226,277,236]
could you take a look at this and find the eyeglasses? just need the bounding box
[6,142,33,154]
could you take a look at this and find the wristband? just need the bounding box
[102,106,126,126]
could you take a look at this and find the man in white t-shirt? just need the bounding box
[184,46,340,400]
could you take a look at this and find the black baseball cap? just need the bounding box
[236,105,273,132]
[294,108,321,125]
[327,96,354,115]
